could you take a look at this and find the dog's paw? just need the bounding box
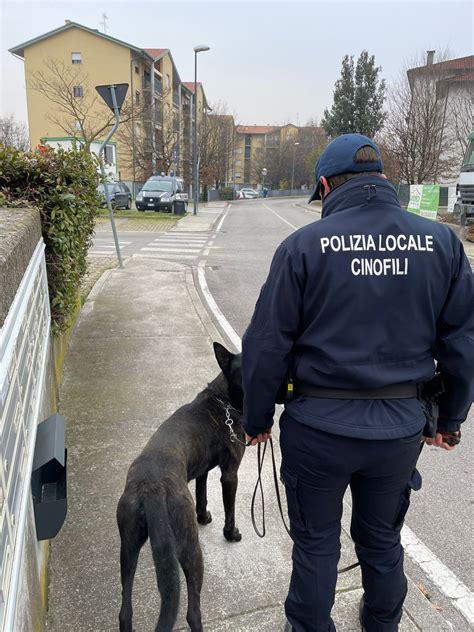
[197,511,212,525]
[224,527,242,542]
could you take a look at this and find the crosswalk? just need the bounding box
[137,232,211,260]
[90,238,132,255]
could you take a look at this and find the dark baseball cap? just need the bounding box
[308,133,383,202]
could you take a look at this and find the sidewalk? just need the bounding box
[46,210,449,631]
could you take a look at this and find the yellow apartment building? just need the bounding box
[10,21,210,190]
[234,123,319,188]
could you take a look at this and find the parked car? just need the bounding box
[98,182,132,209]
[237,188,260,199]
[136,176,187,212]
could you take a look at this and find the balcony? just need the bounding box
[173,91,180,107]
[155,80,163,96]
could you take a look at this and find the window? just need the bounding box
[135,90,140,105]
[166,74,171,89]
[235,173,242,179]
[245,134,252,146]
[73,86,84,98]
[71,52,82,64]
[235,160,242,166]
[245,147,251,159]
[134,64,139,74]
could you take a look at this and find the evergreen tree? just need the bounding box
[322,55,355,137]
[322,51,386,138]
[353,51,386,137]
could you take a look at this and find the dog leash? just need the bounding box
[216,398,359,575]
[250,437,360,575]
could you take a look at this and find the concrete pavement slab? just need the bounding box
[47,252,451,631]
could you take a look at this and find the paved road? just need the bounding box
[204,198,473,604]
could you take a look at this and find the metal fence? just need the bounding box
[0,240,51,629]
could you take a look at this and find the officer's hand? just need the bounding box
[423,432,459,451]
[245,429,272,446]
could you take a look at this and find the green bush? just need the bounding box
[0,145,101,333]
[219,187,235,201]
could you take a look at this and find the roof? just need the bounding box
[143,48,168,60]
[182,82,210,110]
[210,114,234,121]
[408,54,474,76]
[236,125,279,134]
[182,82,201,93]
[445,71,474,83]
[9,20,151,59]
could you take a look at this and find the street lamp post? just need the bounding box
[193,45,210,215]
[261,167,268,190]
[291,141,300,192]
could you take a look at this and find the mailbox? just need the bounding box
[31,413,67,541]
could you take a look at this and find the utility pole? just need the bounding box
[192,45,210,215]
[291,141,300,191]
[96,83,129,268]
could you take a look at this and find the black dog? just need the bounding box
[117,342,245,632]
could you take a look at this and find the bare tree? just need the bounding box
[31,58,138,151]
[0,115,30,150]
[383,50,459,184]
[200,104,235,190]
[251,125,326,189]
[449,90,474,164]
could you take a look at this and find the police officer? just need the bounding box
[241,134,474,632]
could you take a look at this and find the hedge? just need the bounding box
[0,145,101,333]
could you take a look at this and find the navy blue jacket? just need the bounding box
[242,176,474,439]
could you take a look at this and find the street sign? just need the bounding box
[407,184,440,221]
[95,83,129,112]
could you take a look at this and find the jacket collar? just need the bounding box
[321,176,401,218]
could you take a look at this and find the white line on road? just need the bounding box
[197,201,474,626]
[197,262,241,352]
[141,247,201,253]
[89,251,118,256]
[93,239,132,244]
[260,201,298,230]
[152,239,207,244]
[135,253,197,260]
[154,235,208,240]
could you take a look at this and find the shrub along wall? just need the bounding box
[0,146,101,333]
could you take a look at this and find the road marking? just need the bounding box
[261,202,298,230]
[197,262,241,352]
[147,239,206,248]
[150,239,206,246]
[89,251,119,256]
[197,201,474,625]
[154,235,208,239]
[141,247,201,253]
[401,527,474,623]
[214,208,230,234]
[93,239,132,244]
[135,253,197,260]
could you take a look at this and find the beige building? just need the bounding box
[10,21,211,189]
[234,123,324,188]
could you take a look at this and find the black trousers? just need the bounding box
[280,412,422,632]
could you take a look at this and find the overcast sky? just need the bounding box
[1,0,472,127]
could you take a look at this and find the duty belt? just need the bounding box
[294,381,419,399]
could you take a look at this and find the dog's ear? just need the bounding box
[213,342,234,377]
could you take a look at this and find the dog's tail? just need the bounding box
[143,493,180,632]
